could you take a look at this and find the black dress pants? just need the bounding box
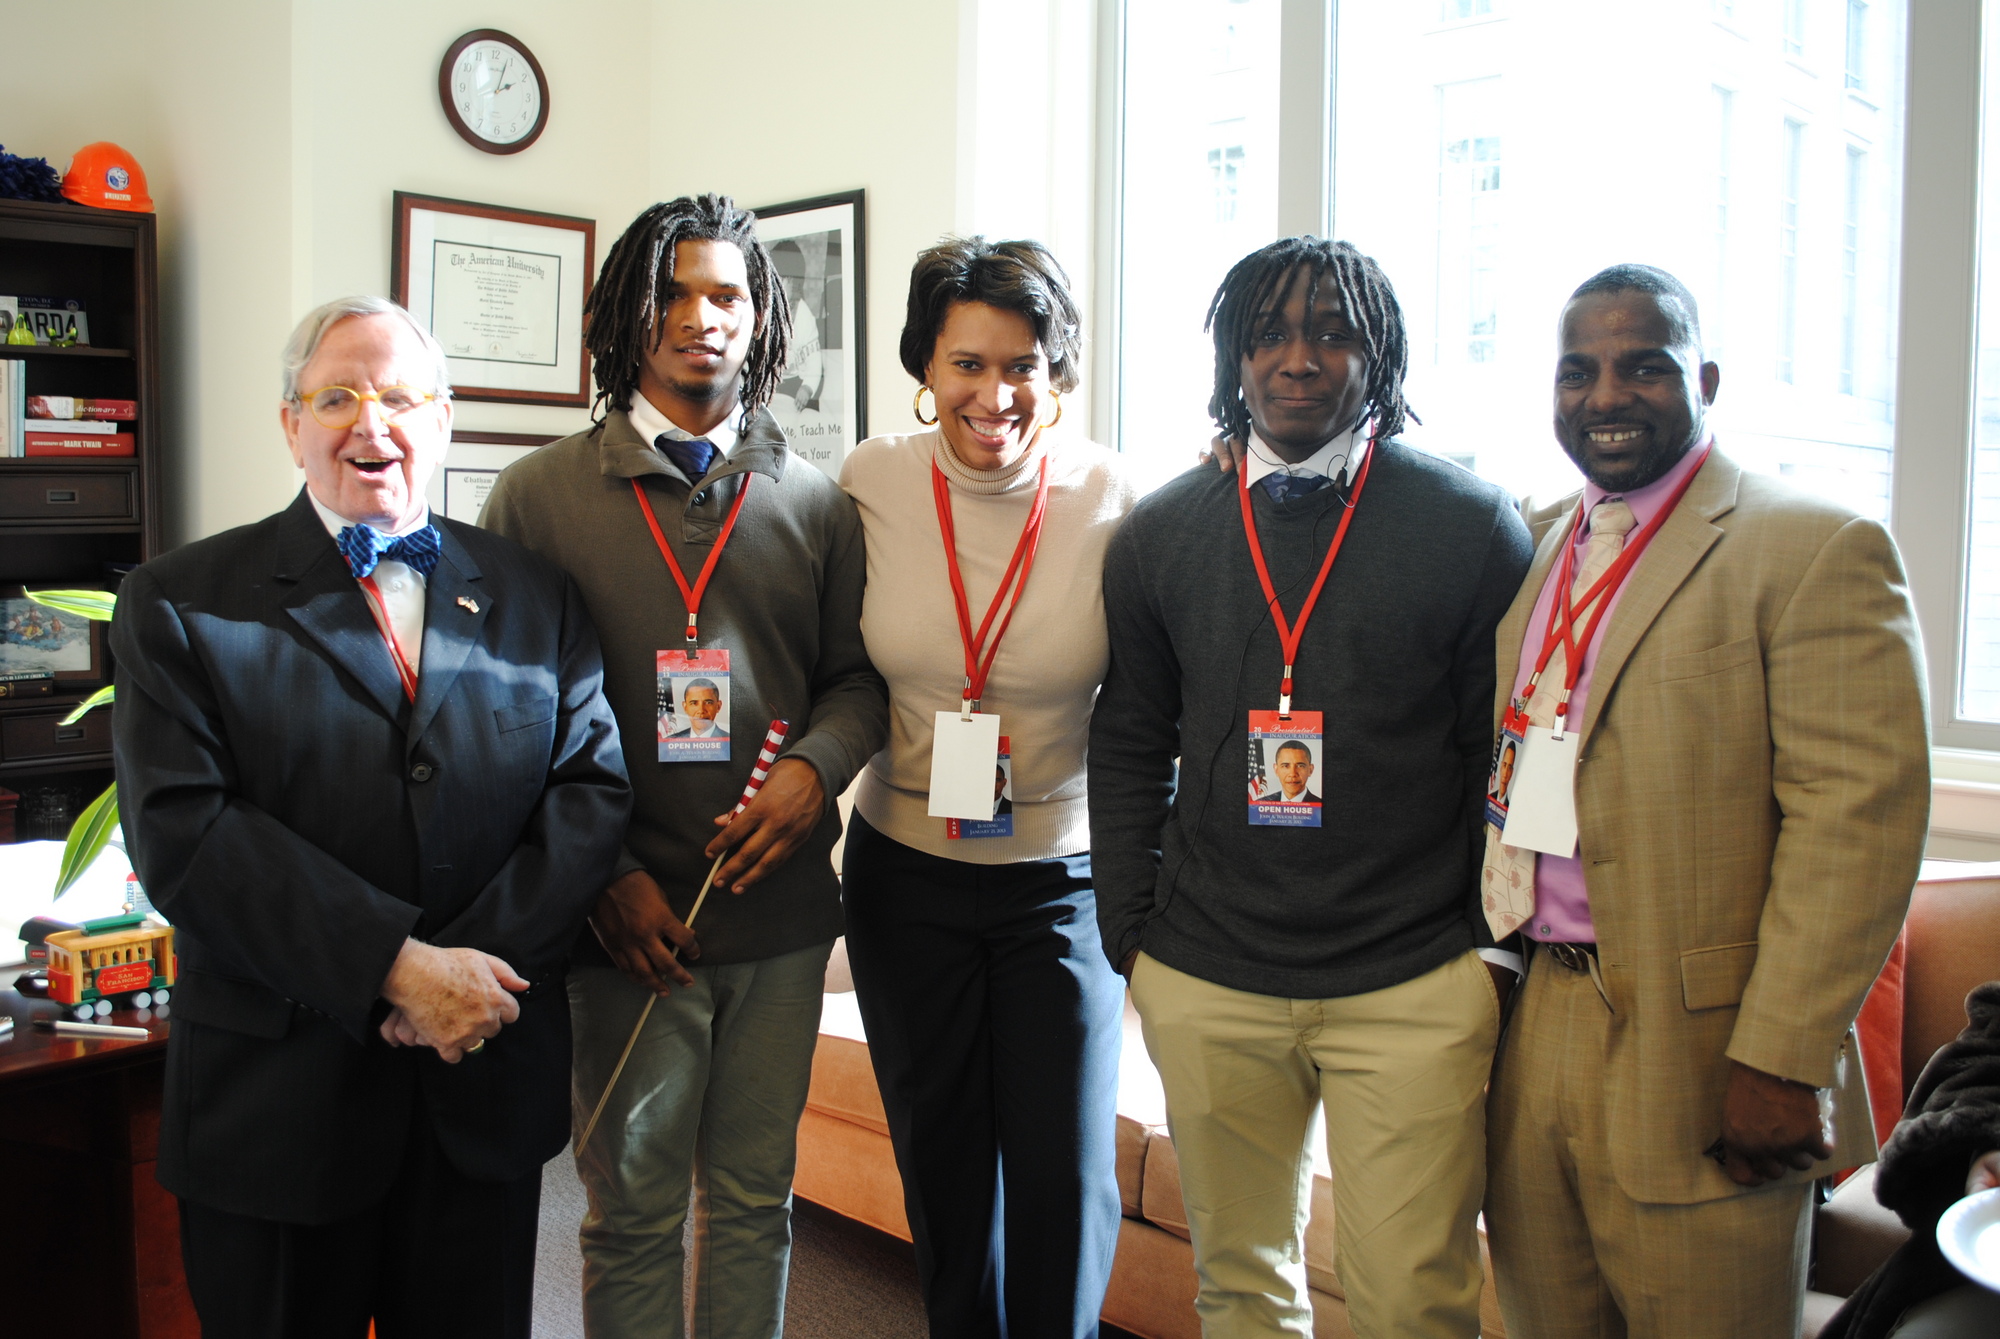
[842,812,1125,1339]
[177,1101,541,1339]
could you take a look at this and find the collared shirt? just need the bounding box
[309,490,430,675]
[1510,440,1713,942]
[1242,426,1369,490]
[626,393,741,464]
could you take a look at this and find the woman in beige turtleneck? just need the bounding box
[837,238,1136,1337]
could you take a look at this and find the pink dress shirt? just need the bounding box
[1508,442,1712,943]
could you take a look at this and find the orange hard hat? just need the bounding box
[61,142,153,212]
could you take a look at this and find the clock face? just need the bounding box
[440,31,548,153]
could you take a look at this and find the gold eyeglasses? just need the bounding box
[293,384,447,430]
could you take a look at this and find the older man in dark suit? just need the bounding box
[111,296,630,1339]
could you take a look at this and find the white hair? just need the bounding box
[280,296,452,401]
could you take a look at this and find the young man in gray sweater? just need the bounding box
[1090,237,1532,1338]
[482,195,886,1339]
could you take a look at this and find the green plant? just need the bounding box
[27,588,118,896]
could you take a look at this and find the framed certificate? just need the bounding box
[392,192,594,407]
[750,190,867,480]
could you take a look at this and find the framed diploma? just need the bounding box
[750,190,867,481]
[392,192,594,407]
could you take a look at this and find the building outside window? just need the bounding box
[1436,79,1503,367]
[1786,0,1808,56]
[1713,86,1735,360]
[1848,0,1869,88]
[1842,146,1865,396]
[1958,2,2000,722]
[1778,118,1805,385]
[1118,0,1279,492]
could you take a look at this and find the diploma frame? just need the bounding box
[392,192,595,407]
[748,190,867,480]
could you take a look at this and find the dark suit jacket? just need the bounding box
[665,725,728,738]
[112,490,630,1224]
[1255,788,1321,804]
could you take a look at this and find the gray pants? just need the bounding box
[570,941,833,1339]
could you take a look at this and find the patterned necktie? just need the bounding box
[336,523,441,581]
[658,435,717,483]
[1261,471,1331,503]
[1480,498,1637,939]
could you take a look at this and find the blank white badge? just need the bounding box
[1499,725,1581,857]
[929,711,1003,821]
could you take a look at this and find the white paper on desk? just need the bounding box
[928,711,1003,820]
[1499,726,1581,856]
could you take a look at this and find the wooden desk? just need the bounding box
[0,988,197,1339]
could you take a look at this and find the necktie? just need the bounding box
[1261,471,1331,503]
[336,522,441,581]
[1480,498,1637,939]
[658,435,717,483]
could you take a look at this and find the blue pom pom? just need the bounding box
[0,145,67,203]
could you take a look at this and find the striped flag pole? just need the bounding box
[578,720,791,1154]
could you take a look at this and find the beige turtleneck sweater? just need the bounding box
[839,428,1138,863]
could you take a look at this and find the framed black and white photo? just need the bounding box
[393,192,594,407]
[751,190,866,479]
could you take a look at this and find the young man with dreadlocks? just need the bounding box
[1088,237,1532,1337]
[481,195,886,1338]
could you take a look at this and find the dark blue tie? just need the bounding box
[336,523,441,580]
[1261,472,1332,503]
[658,435,717,483]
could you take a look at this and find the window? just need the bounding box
[1842,147,1865,396]
[1441,0,1495,20]
[1712,87,1735,358]
[1847,0,1869,89]
[1778,119,1804,385]
[1959,6,2000,723]
[1117,0,1280,491]
[1299,4,1904,509]
[1436,80,1503,367]
[1785,0,1808,56]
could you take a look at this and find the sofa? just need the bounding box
[795,861,2000,1338]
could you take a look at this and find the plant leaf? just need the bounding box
[53,783,120,900]
[60,684,115,725]
[29,588,117,622]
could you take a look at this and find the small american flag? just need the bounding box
[732,720,791,817]
[1247,735,1266,803]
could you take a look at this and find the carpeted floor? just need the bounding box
[533,1152,930,1338]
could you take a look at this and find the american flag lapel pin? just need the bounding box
[458,595,479,614]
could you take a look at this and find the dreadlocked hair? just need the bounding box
[584,194,794,424]
[1204,236,1415,445]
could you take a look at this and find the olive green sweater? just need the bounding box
[482,408,887,965]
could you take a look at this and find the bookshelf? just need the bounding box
[0,198,160,840]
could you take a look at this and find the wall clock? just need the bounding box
[438,29,549,155]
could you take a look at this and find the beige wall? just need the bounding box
[0,0,1112,543]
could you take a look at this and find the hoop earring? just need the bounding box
[914,385,939,426]
[1044,392,1063,430]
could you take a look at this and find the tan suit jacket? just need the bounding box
[1494,450,1930,1204]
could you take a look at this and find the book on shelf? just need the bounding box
[25,431,135,457]
[28,395,136,421]
[23,417,119,434]
[0,361,13,457]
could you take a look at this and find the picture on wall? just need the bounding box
[751,190,866,480]
[431,430,559,524]
[392,192,594,407]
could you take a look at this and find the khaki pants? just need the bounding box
[1484,956,1812,1339]
[1130,949,1500,1339]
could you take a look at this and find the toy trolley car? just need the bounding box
[42,913,177,1020]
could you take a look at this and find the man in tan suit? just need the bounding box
[1480,265,1930,1338]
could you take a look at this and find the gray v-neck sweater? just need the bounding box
[482,408,888,966]
[1088,441,1533,999]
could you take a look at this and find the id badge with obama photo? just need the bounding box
[1247,711,1323,828]
[657,649,732,762]
[947,736,1015,839]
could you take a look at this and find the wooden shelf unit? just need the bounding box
[0,198,160,834]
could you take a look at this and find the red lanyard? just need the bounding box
[1236,445,1375,716]
[357,575,418,702]
[1512,444,1712,730]
[932,455,1051,714]
[632,474,753,652]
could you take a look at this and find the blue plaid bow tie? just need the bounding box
[1261,471,1332,503]
[658,435,717,483]
[336,522,441,580]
